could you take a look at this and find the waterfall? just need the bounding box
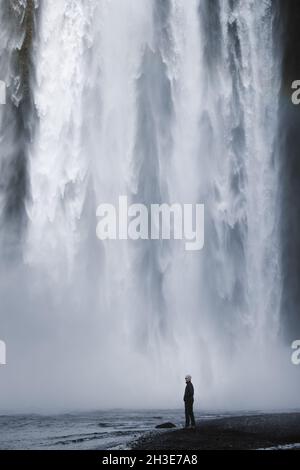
[0,0,298,411]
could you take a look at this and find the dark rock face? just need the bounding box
[0,0,37,257]
[279,1,300,340]
[155,422,176,429]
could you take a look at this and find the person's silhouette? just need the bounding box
[183,375,195,428]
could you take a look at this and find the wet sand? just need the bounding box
[132,413,300,450]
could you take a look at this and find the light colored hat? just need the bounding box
[185,374,192,381]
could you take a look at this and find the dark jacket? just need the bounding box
[184,382,194,403]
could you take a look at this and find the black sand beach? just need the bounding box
[132,413,300,450]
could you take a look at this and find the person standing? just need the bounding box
[184,374,195,429]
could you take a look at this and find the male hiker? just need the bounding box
[184,374,195,429]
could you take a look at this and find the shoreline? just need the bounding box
[131,412,300,450]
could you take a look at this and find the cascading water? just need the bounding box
[0,0,299,411]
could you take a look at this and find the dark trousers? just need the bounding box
[185,401,195,427]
